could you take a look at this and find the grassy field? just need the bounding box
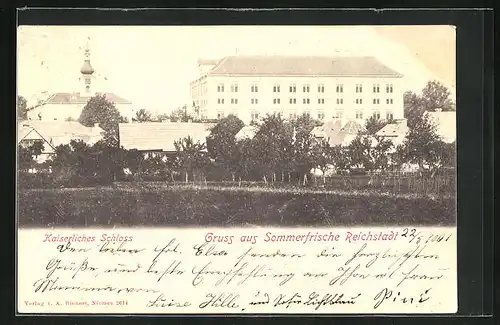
[17,183,456,228]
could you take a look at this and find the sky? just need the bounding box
[17,25,456,114]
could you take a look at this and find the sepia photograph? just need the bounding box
[16,25,457,229]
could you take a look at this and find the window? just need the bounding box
[289,98,296,104]
[373,111,381,119]
[356,98,363,104]
[303,84,310,92]
[217,84,224,92]
[386,98,394,104]
[273,98,281,104]
[251,85,259,92]
[386,84,394,93]
[386,111,394,120]
[273,85,281,92]
[318,84,325,93]
[317,111,325,120]
[303,111,310,117]
[356,111,363,119]
[289,84,296,93]
[289,112,297,119]
[217,98,225,104]
[318,98,325,104]
[251,98,258,104]
[251,111,259,120]
[356,84,363,93]
[336,98,344,105]
[303,98,310,104]
[335,110,343,119]
[217,111,225,119]
[373,84,380,93]
[373,98,380,104]
[336,84,344,93]
[231,84,238,92]
[230,98,238,104]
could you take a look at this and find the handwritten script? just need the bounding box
[18,227,456,314]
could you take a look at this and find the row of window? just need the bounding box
[216,110,395,121]
[217,98,395,105]
[217,83,394,93]
[356,98,394,104]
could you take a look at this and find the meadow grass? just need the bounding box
[18,184,456,228]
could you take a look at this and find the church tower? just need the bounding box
[79,37,95,96]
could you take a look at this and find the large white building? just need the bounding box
[26,38,135,122]
[189,55,405,125]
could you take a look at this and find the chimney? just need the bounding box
[435,108,443,112]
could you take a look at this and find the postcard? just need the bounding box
[16,25,457,314]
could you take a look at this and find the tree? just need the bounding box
[330,145,350,174]
[18,141,44,172]
[347,134,374,171]
[234,138,258,183]
[290,114,319,185]
[17,95,28,120]
[206,114,244,181]
[156,113,170,122]
[404,81,455,129]
[132,109,153,123]
[403,112,445,175]
[311,138,333,184]
[389,144,408,171]
[252,113,294,183]
[169,106,195,122]
[364,115,390,135]
[404,90,425,128]
[421,80,454,112]
[371,136,394,171]
[174,136,208,183]
[78,94,127,147]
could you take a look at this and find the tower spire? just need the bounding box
[80,37,95,95]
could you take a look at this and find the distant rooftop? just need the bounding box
[44,92,131,105]
[424,110,456,143]
[311,119,365,147]
[203,55,403,77]
[235,125,258,141]
[119,122,214,152]
[17,120,103,146]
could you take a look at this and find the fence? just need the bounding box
[18,169,455,196]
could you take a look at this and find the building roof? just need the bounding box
[206,56,403,77]
[376,119,409,138]
[44,92,132,105]
[312,119,364,147]
[17,121,104,147]
[424,111,456,143]
[119,122,213,152]
[235,126,258,141]
[197,59,219,66]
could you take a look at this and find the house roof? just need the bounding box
[311,119,364,147]
[206,56,403,77]
[17,121,104,147]
[197,59,219,66]
[376,120,409,138]
[44,92,131,105]
[424,111,456,143]
[235,126,258,141]
[119,122,213,152]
